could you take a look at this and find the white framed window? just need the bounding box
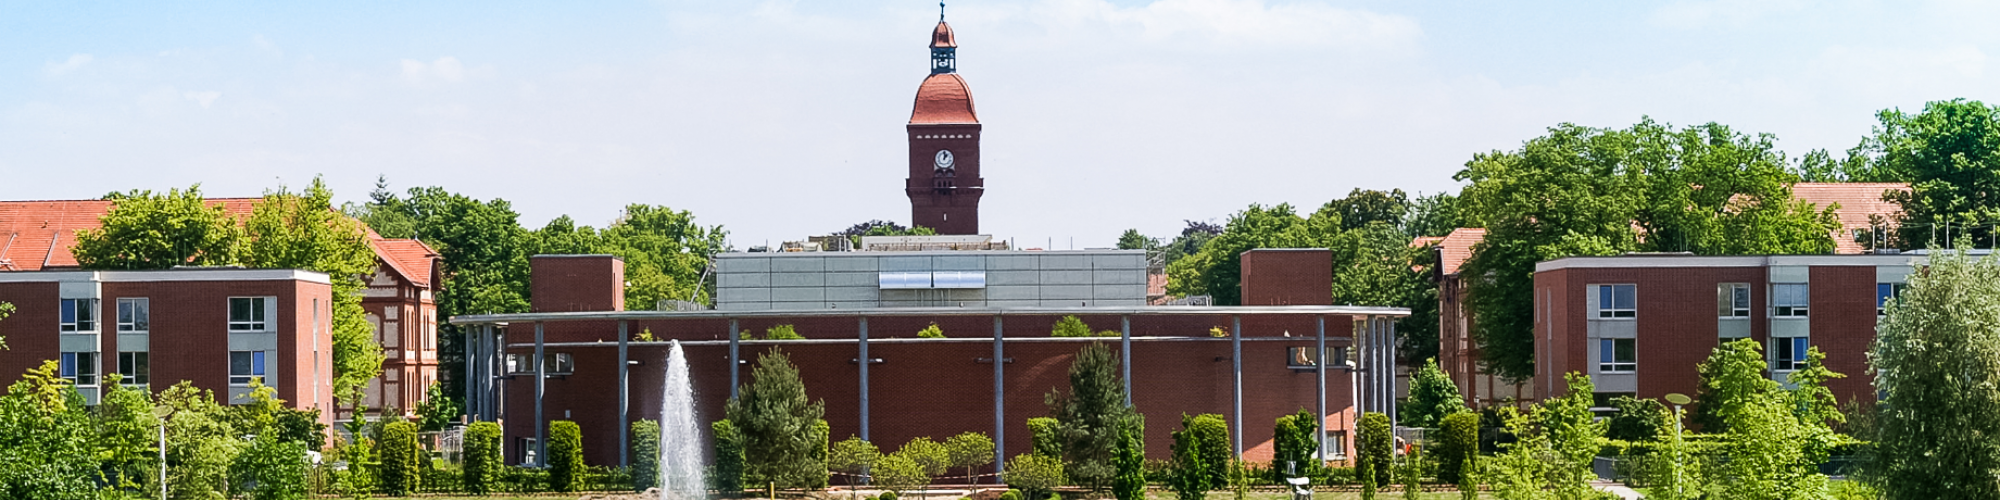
[1772,284,1809,317]
[229,297,269,331]
[1595,284,1636,318]
[1876,283,1906,316]
[230,351,266,385]
[60,352,99,386]
[60,298,98,332]
[118,352,149,385]
[117,298,150,332]
[1598,338,1636,373]
[1717,283,1750,318]
[1772,337,1809,371]
[1320,430,1348,460]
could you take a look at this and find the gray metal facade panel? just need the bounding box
[717,302,770,311]
[933,255,985,271]
[770,288,826,303]
[1039,254,1092,270]
[986,299,1040,308]
[824,287,879,301]
[1091,269,1146,285]
[824,272,877,287]
[719,273,769,288]
[717,257,769,273]
[985,285,1040,300]
[770,257,825,273]
[1092,284,1147,300]
[1041,285,1093,300]
[770,272,826,288]
[946,289,987,301]
[719,287,771,303]
[1039,270,1093,285]
[825,256,879,272]
[986,255,1039,270]
[985,270,1039,286]
[1092,253,1146,270]
[826,301,880,310]
[881,256,932,272]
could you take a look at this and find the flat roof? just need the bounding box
[717,249,1143,258]
[1536,253,1926,272]
[450,304,1409,326]
[0,268,332,284]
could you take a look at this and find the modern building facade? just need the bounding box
[0,268,336,425]
[1531,254,1919,409]
[456,249,1408,470]
[714,249,1148,311]
[907,17,984,235]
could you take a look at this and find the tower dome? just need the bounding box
[911,73,977,124]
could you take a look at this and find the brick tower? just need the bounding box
[905,12,983,235]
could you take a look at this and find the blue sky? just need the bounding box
[4,0,1996,249]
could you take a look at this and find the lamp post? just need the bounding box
[1663,393,1692,499]
[152,404,174,500]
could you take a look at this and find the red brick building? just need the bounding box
[907,18,984,235]
[1531,254,1918,408]
[0,268,336,425]
[456,252,1408,471]
[0,199,443,418]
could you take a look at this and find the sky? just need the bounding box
[3,0,1997,250]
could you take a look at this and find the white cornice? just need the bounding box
[0,269,331,284]
[1536,254,1928,272]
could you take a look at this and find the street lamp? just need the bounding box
[152,404,174,500]
[1663,393,1692,499]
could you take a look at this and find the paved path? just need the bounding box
[1591,480,1645,499]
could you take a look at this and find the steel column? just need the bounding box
[465,329,477,420]
[993,315,1006,483]
[1121,315,1132,405]
[1315,315,1326,460]
[533,322,546,466]
[728,318,739,399]
[1232,315,1243,458]
[860,316,871,441]
[618,320,629,467]
[1386,318,1399,425]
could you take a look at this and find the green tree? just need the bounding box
[725,348,829,489]
[1166,203,1338,305]
[1486,374,1604,500]
[1692,338,1767,433]
[1357,412,1393,487]
[1116,229,1154,251]
[1401,358,1465,428]
[1184,413,1232,488]
[1160,221,1222,269]
[919,323,947,339]
[1004,454,1065,500]
[1456,120,1837,380]
[712,420,746,492]
[873,452,929,495]
[1605,395,1669,442]
[157,382,241,500]
[462,421,503,494]
[241,178,384,405]
[547,420,585,492]
[376,420,421,495]
[73,184,242,269]
[632,419,661,491]
[945,432,996,482]
[829,436,879,486]
[0,301,12,349]
[1046,342,1138,490]
[1051,315,1094,338]
[1271,408,1319,479]
[1169,415,1213,500]
[1326,188,1410,232]
[899,437,952,483]
[1027,417,1063,459]
[231,432,308,500]
[1872,249,2000,499]
[1113,417,1146,500]
[1402,192,1461,238]
[415,380,459,431]
[0,361,98,500]
[598,204,728,309]
[1846,100,2000,249]
[1435,412,1479,484]
[95,376,160,491]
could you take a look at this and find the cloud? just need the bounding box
[43,54,94,76]
[183,91,221,108]
[1023,0,1421,49]
[253,35,284,58]
[400,56,467,86]
[1651,0,1806,28]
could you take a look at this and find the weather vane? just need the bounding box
[940,2,946,21]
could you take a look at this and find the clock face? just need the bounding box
[934,150,954,169]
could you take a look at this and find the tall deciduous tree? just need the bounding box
[725,348,829,489]
[0,361,99,500]
[1456,119,1837,380]
[74,185,243,269]
[1871,249,2000,499]
[1166,203,1337,305]
[1046,342,1138,490]
[242,178,383,404]
[1401,358,1465,428]
[1850,100,2000,249]
[1116,229,1153,251]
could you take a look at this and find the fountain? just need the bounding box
[658,340,707,500]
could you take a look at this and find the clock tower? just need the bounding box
[906,11,983,235]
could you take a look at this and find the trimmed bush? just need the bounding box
[1271,408,1319,480]
[880,491,901,500]
[547,420,585,492]
[999,490,1023,500]
[462,422,502,494]
[1005,454,1065,500]
[1435,412,1479,483]
[631,419,661,491]
[377,421,421,496]
[873,453,928,495]
[712,419,746,492]
[1027,417,1063,459]
[1113,417,1146,500]
[1357,412,1393,486]
[1185,413,1232,487]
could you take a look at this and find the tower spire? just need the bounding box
[929,8,957,74]
[940,2,946,21]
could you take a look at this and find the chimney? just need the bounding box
[531,254,626,312]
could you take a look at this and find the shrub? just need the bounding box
[1052,315,1093,337]
[1357,412,1393,486]
[462,422,502,494]
[900,437,952,481]
[1402,358,1467,428]
[547,420,585,492]
[712,419,746,492]
[1434,412,1479,483]
[880,491,901,500]
[945,432,996,482]
[1000,490,1023,500]
[1027,417,1063,459]
[1605,396,1668,442]
[377,420,421,496]
[829,436,880,486]
[1184,414,1232,487]
[1271,408,1319,480]
[873,453,928,495]
[919,323,946,338]
[631,419,661,491]
[231,433,309,500]
[765,324,804,340]
[1113,418,1146,500]
[1005,454,1065,500]
[807,419,832,488]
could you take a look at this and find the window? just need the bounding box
[118,352,149,385]
[1877,283,1907,316]
[229,297,268,331]
[520,437,540,466]
[1598,338,1636,373]
[1773,337,1809,371]
[1321,430,1348,460]
[1287,347,1319,368]
[1772,284,1809,317]
[59,352,99,386]
[60,298,98,332]
[230,351,266,385]
[117,298,150,332]
[506,353,575,375]
[1596,285,1636,318]
[1717,283,1750,318]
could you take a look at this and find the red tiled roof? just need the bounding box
[1418,228,1485,276]
[0,198,259,271]
[930,21,957,48]
[369,237,438,288]
[910,73,978,124]
[1791,182,1909,254]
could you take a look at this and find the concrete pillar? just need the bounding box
[618,320,629,467]
[533,322,545,466]
[993,315,1006,482]
[728,318,739,399]
[1316,315,1326,460]
[860,316,871,441]
[1121,315,1132,406]
[1232,315,1243,458]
